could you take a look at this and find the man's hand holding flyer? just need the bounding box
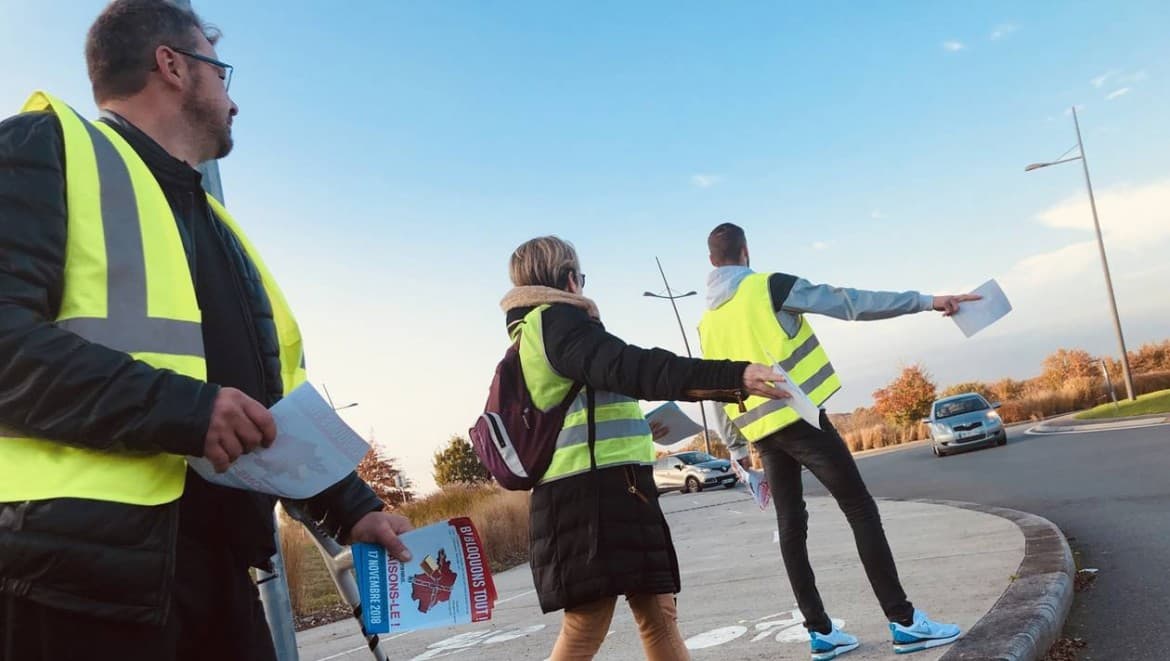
[731,459,771,511]
[354,518,497,634]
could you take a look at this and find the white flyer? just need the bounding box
[187,382,370,499]
[644,401,703,446]
[951,278,1012,338]
[760,350,822,430]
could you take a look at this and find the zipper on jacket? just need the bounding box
[625,466,649,503]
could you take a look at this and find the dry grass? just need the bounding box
[399,485,532,573]
[278,518,344,616]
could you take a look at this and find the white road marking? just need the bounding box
[684,625,747,649]
[496,589,536,604]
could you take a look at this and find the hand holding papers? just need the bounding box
[354,518,497,634]
[731,459,771,511]
[188,382,370,498]
[951,279,1012,338]
[645,402,703,446]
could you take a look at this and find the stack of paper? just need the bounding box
[187,382,370,498]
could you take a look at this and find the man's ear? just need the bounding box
[709,253,719,268]
[741,246,750,266]
[153,46,186,92]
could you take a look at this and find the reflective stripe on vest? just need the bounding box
[513,307,654,485]
[698,272,841,441]
[0,91,304,506]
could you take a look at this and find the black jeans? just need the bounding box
[756,411,914,633]
[0,531,277,661]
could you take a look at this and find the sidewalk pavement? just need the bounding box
[298,488,1046,661]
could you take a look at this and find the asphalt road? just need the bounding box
[815,421,1170,661]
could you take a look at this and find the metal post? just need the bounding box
[1073,107,1136,401]
[1099,359,1119,412]
[651,257,713,455]
[284,504,390,661]
[257,517,301,661]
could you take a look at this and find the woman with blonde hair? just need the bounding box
[500,236,787,660]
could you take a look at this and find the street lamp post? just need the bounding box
[643,257,713,455]
[1025,106,1136,401]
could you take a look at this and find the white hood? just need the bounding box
[706,266,754,310]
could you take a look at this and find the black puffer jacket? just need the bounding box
[505,303,749,612]
[0,110,381,625]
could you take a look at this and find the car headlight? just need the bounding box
[986,411,1001,423]
[932,423,952,437]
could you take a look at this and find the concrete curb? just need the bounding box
[904,499,1074,661]
[1029,411,1169,433]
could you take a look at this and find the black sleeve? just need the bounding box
[285,471,384,544]
[769,272,799,312]
[541,304,749,402]
[0,112,215,456]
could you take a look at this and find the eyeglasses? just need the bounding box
[170,47,234,92]
[577,272,586,288]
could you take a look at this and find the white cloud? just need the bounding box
[1092,69,1145,89]
[812,241,831,251]
[990,23,1019,40]
[942,41,965,52]
[870,210,887,220]
[1063,104,1085,116]
[1034,178,1170,243]
[1090,70,1119,88]
[690,174,723,189]
[1105,87,1131,101]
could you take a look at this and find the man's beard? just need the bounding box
[182,89,233,162]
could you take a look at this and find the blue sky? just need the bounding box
[4,1,1168,493]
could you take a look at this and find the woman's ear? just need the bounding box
[565,272,581,294]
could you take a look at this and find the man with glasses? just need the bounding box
[0,1,412,659]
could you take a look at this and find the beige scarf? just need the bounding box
[500,286,601,320]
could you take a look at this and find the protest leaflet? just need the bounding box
[353,518,497,634]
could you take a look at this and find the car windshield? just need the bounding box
[675,452,715,465]
[934,395,989,419]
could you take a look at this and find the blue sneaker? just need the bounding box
[889,610,961,654]
[810,623,859,660]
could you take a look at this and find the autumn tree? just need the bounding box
[356,447,413,507]
[1129,340,1170,373]
[433,436,492,487]
[940,381,997,403]
[677,431,730,459]
[1040,348,1098,391]
[989,378,1026,403]
[872,364,937,426]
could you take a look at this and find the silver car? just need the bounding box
[925,393,1007,457]
[653,451,739,494]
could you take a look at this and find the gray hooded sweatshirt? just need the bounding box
[704,266,934,460]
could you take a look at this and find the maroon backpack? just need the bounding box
[469,340,584,490]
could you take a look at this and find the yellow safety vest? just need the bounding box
[515,305,655,484]
[0,91,306,506]
[698,272,840,441]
